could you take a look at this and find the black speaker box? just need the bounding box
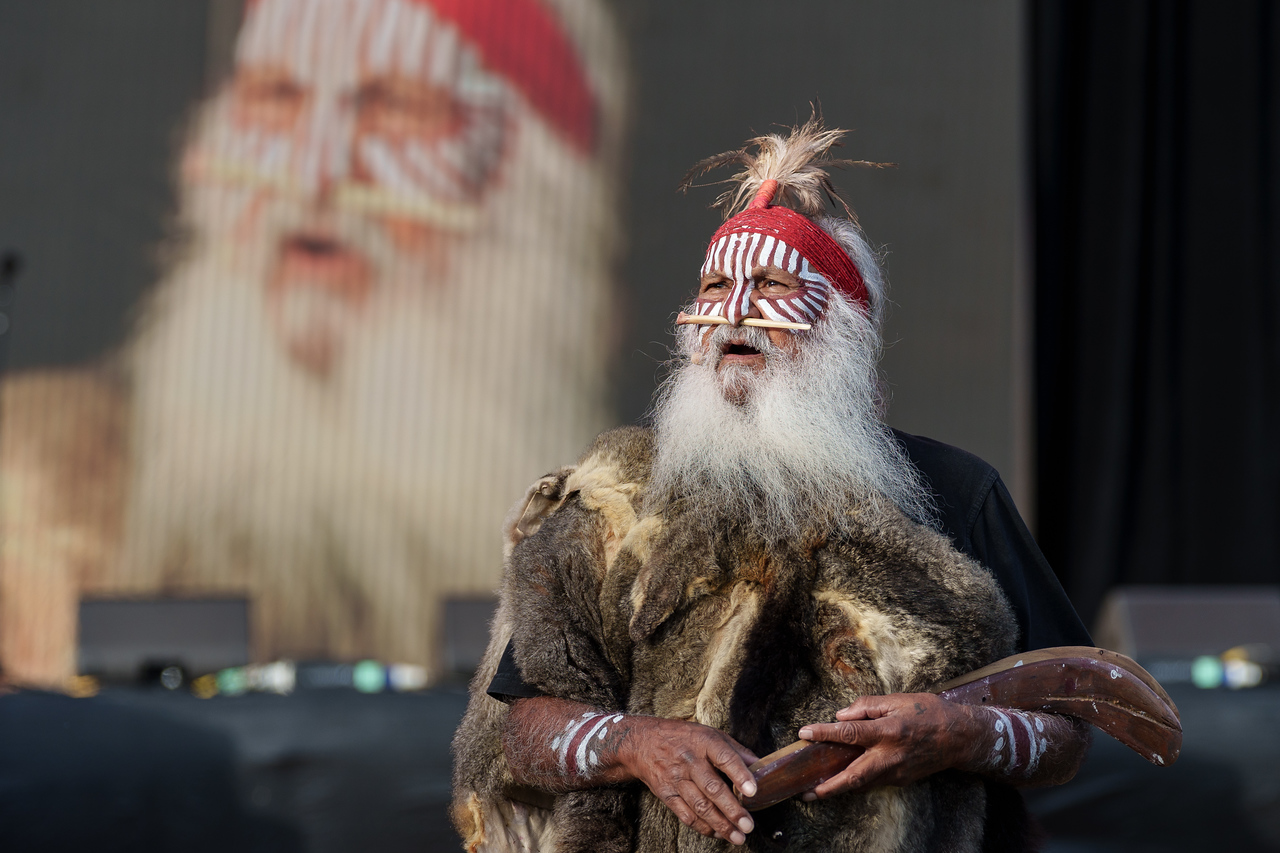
[77,597,250,681]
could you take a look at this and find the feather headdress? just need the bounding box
[679,114,888,221]
[678,115,884,312]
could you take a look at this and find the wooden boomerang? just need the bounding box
[738,646,1182,811]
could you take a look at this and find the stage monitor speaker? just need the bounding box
[78,597,249,681]
[1092,585,1280,658]
[443,596,498,675]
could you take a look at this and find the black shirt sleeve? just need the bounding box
[968,476,1092,651]
[487,637,544,702]
[892,429,1091,652]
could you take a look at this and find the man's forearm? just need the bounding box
[501,696,762,846]
[502,696,637,792]
[797,693,1091,799]
[963,707,1091,787]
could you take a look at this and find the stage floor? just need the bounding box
[1,682,1276,851]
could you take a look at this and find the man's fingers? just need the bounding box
[733,743,761,767]
[798,719,873,746]
[677,779,748,845]
[660,790,717,839]
[708,742,760,798]
[691,760,755,836]
[834,694,906,721]
[811,750,894,798]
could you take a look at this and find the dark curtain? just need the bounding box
[1034,0,1280,625]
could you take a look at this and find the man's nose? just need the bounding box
[291,93,357,202]
[722,280,764,326]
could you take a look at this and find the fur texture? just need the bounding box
[452,427,1019,852]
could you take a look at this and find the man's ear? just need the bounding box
[502,468,575,556]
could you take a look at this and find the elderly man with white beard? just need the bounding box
[0,0,626,686]
[451,120,1093,853]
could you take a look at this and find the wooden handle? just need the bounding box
[740,741,862,810]
[739,647,1182,811]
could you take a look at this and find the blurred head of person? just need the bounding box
[121,0,627,666]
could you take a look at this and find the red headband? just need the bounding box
[707,183,868,308]
[246,0,596,154]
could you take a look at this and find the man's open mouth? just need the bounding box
[722,342,762,357]
[286,233,344,257]
[274,230,372,292]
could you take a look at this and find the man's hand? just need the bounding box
[502,697,760,845]
[797,693,980,799]
[617,715,760,845]
[796,693,1090,799]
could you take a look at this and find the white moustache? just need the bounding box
[691,322,786,367]
[703,322,778,350]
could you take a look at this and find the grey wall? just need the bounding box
[0,1,212,370]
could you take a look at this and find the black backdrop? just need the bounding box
[1034,0,1280,625]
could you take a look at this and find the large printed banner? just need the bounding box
[1,0,627,685]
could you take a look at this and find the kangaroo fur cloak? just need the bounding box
[452,426,1022,852]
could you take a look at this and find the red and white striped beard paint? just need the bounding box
[694,232,833,328]
[189,0,512,230]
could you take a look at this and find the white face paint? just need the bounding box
[693,232,833,329]
[191,0,509,226]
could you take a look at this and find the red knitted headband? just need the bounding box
[245,0,596,154]
[707,181,868,308]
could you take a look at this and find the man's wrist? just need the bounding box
[607,713,649,781]
[967,705,1056,778]
[951,703,997,771]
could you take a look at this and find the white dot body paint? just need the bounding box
[1110,669,1121,679]
[983,708,1053,778]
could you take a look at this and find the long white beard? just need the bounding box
[118,109,617,666]
[649,296,934,543]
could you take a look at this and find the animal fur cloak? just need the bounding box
[452,426,1020,852]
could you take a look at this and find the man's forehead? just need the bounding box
[703,232,819,283]
[236,0,475,86]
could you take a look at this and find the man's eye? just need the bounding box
[232,74,305,130]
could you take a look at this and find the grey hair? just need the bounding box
[816,214,889,335]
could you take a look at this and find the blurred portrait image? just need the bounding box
[1,0,627,685]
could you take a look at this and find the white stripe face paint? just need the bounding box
[199,0,509,224]
[550,712,625,778]
[692,233,833,330]
[983,708,1052,777]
